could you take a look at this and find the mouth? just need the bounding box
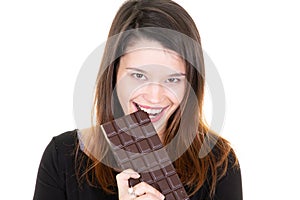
[133,102,168,122]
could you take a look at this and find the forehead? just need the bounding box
[120,41,185,73]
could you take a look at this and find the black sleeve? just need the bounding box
[213,161,243,200]
[33,138,66,200]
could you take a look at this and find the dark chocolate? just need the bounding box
[101,110,189,200]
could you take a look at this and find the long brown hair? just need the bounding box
[76,0,238,198]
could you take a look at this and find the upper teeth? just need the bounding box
[136,103,163,115]
[141,107,163,115]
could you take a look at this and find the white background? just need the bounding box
[1,0,299,199]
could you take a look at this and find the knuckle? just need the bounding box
[115,173,121,180]
[139,181,148,187]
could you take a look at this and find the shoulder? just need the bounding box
[35,130,79,191]
[205,132,241,179]
[209,133,239,167]
[41,130,78,154]
[211,137,243,199]
[40,130,79,170]
[49,130,79,165]
[51,129,78,150]
[214,150,243,199]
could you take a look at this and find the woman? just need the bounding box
[33,0,243,199]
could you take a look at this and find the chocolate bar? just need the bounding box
[100,110,189,200]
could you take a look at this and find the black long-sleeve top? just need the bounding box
[33,130,243,200]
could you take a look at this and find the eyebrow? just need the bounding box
[126,67,147,74]
[125,67,186,77]
[168,72,186,77]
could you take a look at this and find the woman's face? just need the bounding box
[116,40,186,137]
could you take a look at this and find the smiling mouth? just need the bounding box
[133,102,168,119]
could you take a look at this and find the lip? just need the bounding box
[133,102,169,123]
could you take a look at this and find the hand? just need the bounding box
[116,169,165,200]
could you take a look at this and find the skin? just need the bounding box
[115,40,186,200]
[116,40,186,141]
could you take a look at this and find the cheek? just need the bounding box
[116,84,132,111]
[116,76,142,112]
[166,84,186,106]
[116,85,126,103]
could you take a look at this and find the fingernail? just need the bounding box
[161,195,165,200]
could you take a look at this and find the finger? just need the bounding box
[116,169,140,199]
[135,193,165,200]
[116,169,140,186]
[134,182,165,200]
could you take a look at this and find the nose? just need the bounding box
[143,83,166,104]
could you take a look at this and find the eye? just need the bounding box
[131,73,147,80]
[166,77,180,83]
